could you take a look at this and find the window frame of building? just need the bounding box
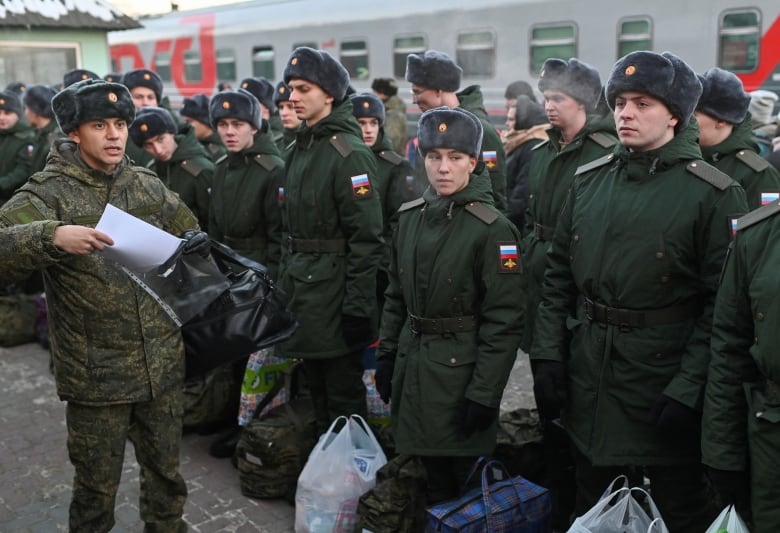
[617,16,653,58]
[153,51,172,82]
[0,41,79,86]
[393,34,427,79]
[216,48,236,82]
[252,45,275,79]
[456,29,497,78]
[340,39,370,80]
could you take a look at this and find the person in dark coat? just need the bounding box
[273,80,301,157]
[180,93,227,164]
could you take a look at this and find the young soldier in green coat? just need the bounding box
[23,84,64,174]
[531,51,748,532]
[0,90,35,205]
[376,106,524,504]
[180,94,227,164]
[273,80,301,157]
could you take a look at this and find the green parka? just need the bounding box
[531,122,748,466]
[0,138,198,405]
[0,120,35,202]
[278,99,384,359]
[30,119,64,175]
[377,171,524,456]
[199,130,227,164]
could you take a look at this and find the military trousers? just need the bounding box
[420,455,479,505]
[302,349,367,434]
[66,386,188,533]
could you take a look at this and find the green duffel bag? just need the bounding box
[0,294,37,347]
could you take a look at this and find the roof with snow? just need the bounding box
[0,0,140,30]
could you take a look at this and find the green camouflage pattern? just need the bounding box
[0,293,37,346]
[0,119,35,202]
[382,94,409,157]
[182,364,239,427]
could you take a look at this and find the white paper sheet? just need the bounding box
[95,204,183,271]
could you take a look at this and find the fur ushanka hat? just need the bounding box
[537,58,602,111]
[209,89,262,130]
[417,106,483,158]
[52,79,136,134]
[120,69,164,104]
[63,69,99,88]
[350,93,385,126]
[23,85,57,119]
[283,47,351,101]
[0,90,23,117]
[180,94,211,126]
[405,50,462,92]
[129,107,177,146]
[274,81,292,105]
[240,77,276,113]
[696,68,751,125]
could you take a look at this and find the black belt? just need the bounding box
[534,223,555,241]
[408,313,478,335]
[583,297,700,329]
[287,236,346,254]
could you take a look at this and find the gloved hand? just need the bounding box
[374,358,394,404]
[707,467,750,508]
[532,360,567,420]
[341,314,374,348]
[646,394,700,434]
[180,230,211,257]
[458,399,497,437]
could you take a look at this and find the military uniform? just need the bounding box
[702,202,780,532]
[0,119,35,203]
[383,94,409,156]
[200,130,227,164]
[30,119,64,174]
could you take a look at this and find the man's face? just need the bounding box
[68,117,128,173]
[505,106,517,131]
[142,132,177,162]
[0,109,19,130]
[182,117,213,140]
[130,87,158,109]
[411,84,443,112]
[278,101,302,130]
[542,90,583,130]
[614,91,678,152]
[357,117,380,147]
[288,78,333,127]
[216,118,257,152]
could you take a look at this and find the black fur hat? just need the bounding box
[274,81,291,105]
[129,107,177,146]
[63,69,99,88]
[240,77,276,112]
[350,93,385,126]
[371,77,398,97]
[537,58,602,110]
[4,82,26,97]
[696,68,750,125]
[284,47,351,101]
[606,51,702,133]
[417,106,483,157]
[52,79,136,134]
[180,94,211,126]
[120,69,164,104]
[209,89,262,130]
[22,84,57,119]
[505,80,537,103]
[405,50,462,92]
[0,90,23,117]
[104,72,122,83]
[514,95,549,131]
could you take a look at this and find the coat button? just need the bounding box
[307,274,312,280]
[756,411,764,418]
[450,357,456,364]
[573,234,580,242]
[756,312,764,321]
[655,252,664,259]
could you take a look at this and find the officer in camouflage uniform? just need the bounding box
[0,90,35,205]
[371,77,409,157]
[375,107,524,503]
[23,84,64,174]
[694,68,780,211]
[531,51,748,532]
[0,78,201,532]
[279,47,384,432]
[273,80,301,157]
[130,106,214,230]
[180,94,227,164]
[239,77,285,148]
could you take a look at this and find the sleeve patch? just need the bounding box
[482,150,498,170]
[498,242,521,273]
[350,173,373,199]
[760,192,780,206]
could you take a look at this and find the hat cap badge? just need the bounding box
[81,74,89,80]
[438,123,447,133]
[625,65,637,76]
[143,73,151,80]
[222,101,230,109]
[0,99,4,105]
[540,69,546,78]
[140,123,148,132]
[242,82,248,88]
[291,57,298,66]
[362,101,370,108]
[108,92,118,103]
[279,87,286,94]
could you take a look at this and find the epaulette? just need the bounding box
[464,201,498,224]
[253,154,278,172]
[329,133,353,158]
[28,171,59,184]
[735,199,780,231]
[378,150,404,166]
[207,143,222,156]
[735,149,770,173]
[531,138,550,151]
[133,166,158,178]
[14,130,32,140]
[180,159,203,177]
[215,154,228,165]
[587,131,618,149]
[398,197,425,212]
[575,153,615,176]
[686,161,734,191]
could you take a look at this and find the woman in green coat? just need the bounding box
[376,106,524,504]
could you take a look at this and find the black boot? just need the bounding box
[209,427,241,458]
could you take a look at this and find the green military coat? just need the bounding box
[276,127,297,159]
[30,120,64,175]
[278,99,383,359]
[0,120,35,202]
[200,130,227,164]
[377,173,524,456]
[532,122,748,466]
[0,139,198,405]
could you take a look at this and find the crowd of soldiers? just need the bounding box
[1,42,780,532]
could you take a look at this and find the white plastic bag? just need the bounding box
[704,505,750,533]
[294,414,387,533]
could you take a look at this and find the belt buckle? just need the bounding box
[286,235,294,253]
[409,316,420,335]
[584,299,595,321]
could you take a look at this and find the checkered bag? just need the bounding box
[425,458,552,533]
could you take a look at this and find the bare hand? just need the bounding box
[53,225,115,255]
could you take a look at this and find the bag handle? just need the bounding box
[249,359,301,422]
[480,459,518,533]
[349,414,384,453]
[600,474,630,501]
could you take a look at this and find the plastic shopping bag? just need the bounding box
[294,414,388,532]
[704,505,750,533]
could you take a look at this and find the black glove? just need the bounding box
[458,399,497,437]
[374,358,394,404]
[646,395,700,434]
[180,230,211,257]
[341,314,374,348]
[532,360,567,420]
[707,467,750,508]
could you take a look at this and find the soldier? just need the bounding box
[531,51,748,532]
[4,81,27,97]
[504,79,538,109]
[0,78,202,532]
[239,77,284,146]
[23,84,63,174]
[375,106,524,504]
[279,47,383,432]
[0,90,35,205]
[129,106,214,230]
[695,68,780,211]
[63,69,99,88]
[273,80,301,156]
[179,93,227,163]
[120,68,165,167]
[103,72,122,83]
[371,77,409,156]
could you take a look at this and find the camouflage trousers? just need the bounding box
[66,387,188,533]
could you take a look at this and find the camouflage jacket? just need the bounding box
[383,94,409,157]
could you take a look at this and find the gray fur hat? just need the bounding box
[0,90,23,117]
[350,93,385,126]
[417,106,483,157]
[63,69,99,88]
[273,81,291,105]
[52,79,136,134]
[129,107,177,146]
[371,77,398,97]
[748,90,779,127]
[209,89,262,130]
[283,47,350,101]
[537,58,602,110]
[240,77,276,112]
[4,82,26,97]
[120,69,164,104]
[405,50,462,92]
[104,72,122,83]
[606,51,702,132]
[23,84,57,119]
[180,94,211,126]
[696,68,750,124]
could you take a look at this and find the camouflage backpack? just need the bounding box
[0,293,37,347]
[182,363,240,429]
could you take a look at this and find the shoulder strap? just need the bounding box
[575,153,615,176]
[28,171,59,184]
[215,153,228,165]
[329,133,353,158]
[180,159,203,177]
[735,149,770,173]
[378,150,404,166]
[736,200,780,231]
[531,138,549,151]
[588,131,617,148]
[398,197,425,212]
[252,154,278,172]
[464,201,498,224]
[686,160,734,190]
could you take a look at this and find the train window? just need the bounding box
[252,46,275,79]
[0,43,78,86]
[341,40,369,80]
[154,52,172,82]
[393,35,426,78]
[184,50,202,83]
[718,10,760,72]
[618,17,652,58]
[216,49,236,82]
[457,30,496,78]
[529,24,577,75]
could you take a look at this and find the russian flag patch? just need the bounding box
[483,150,498,169]
[760,192,779,205]
[498,243,520,272]
[350,173,372,198]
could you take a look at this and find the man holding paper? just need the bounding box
[0,79,202,532]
